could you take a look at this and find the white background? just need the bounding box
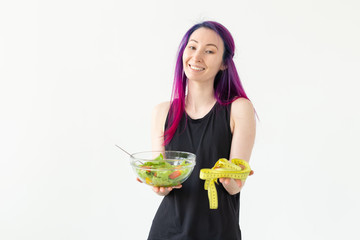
[1,0,359,239]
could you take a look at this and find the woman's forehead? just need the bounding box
[188,28,224,48]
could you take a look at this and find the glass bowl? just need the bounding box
[130,151,196,187]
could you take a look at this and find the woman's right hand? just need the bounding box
[152,185,182,196]
[136,178,182,196]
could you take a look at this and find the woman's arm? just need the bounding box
[220,98,256,195]
[151,102,170,152]
[149,102,182,196]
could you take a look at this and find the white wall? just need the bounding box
[1,0,359,239]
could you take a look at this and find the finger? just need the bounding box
[172,184,182,189]
[152,187,159,193]
[220,178,230,185]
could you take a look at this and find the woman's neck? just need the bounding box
[185,80,216,118]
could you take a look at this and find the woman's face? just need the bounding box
[183,27,225,83]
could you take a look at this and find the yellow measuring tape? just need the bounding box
[199,158,251,209]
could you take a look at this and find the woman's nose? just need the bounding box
[193,51,203,62]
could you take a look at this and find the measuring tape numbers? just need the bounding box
[199,158,252,209]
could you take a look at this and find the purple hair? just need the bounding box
[164,21,250,145]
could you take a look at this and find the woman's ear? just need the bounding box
[220,63,227,71]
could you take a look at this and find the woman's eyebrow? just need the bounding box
[189,39,218,49]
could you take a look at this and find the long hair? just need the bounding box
[164,21,250,145]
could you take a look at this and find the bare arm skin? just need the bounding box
[149,102,182,196]
[219,98,256,195]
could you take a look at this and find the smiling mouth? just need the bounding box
[189,64,205,71]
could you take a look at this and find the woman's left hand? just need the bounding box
[219,170,254,193]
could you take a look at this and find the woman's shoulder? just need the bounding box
[230,98,255,133]
[153,101,171,116]
[230,98,254,116]
[230,98,255,131]
[152,101,171,127]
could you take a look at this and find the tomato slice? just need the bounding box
[141,166,152,173]
[169,170,181,179]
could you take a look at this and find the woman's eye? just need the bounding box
[205,50,214,54]
[188,46,196,50]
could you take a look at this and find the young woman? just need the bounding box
[146,21,256,240]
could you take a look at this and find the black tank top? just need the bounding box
[148,102,242,240]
